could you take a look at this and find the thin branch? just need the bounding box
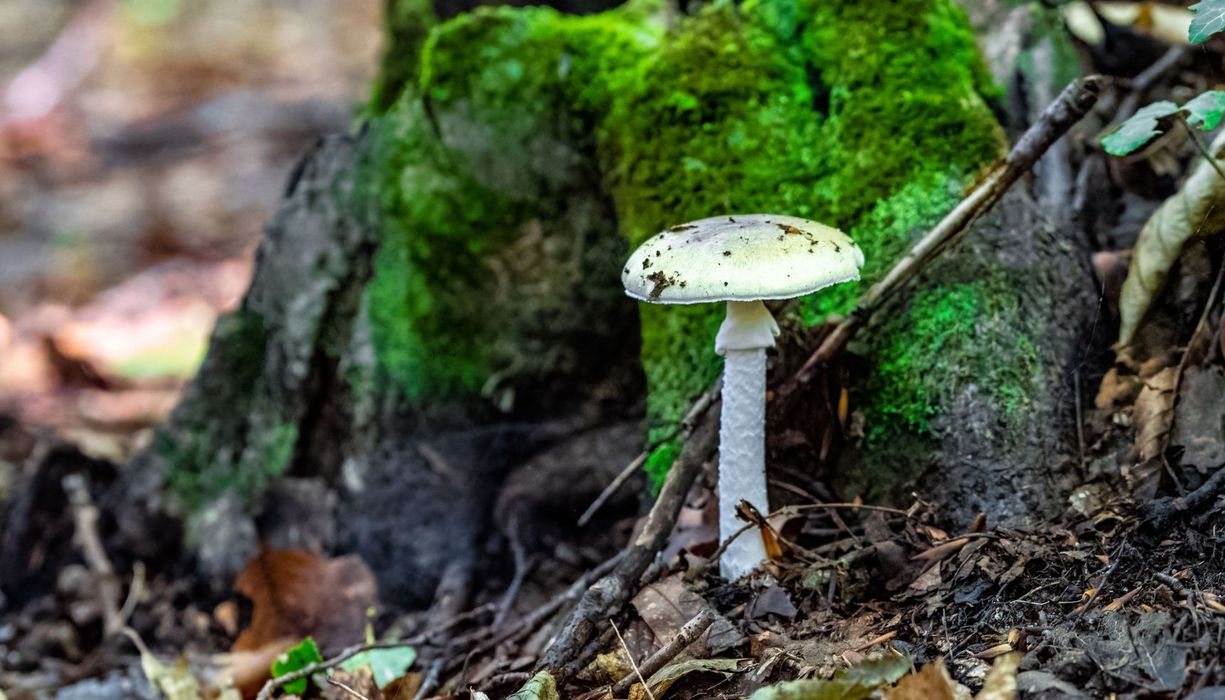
[538,398,721,673]
[62,473,124,637]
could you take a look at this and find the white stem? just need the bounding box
[715,300,776,580]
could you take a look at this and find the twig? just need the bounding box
[326,676,371,700]
[118,561,145,624]
[787,76,1104,385]
[446,551,627,683]
[538,399,720,673]
[255,639,422,700]
[413,659,443,700]
[577,452,648,527]
[494,513,533,630]
[611,609,717,697]
[578,381,720,526]
[610,619,655,700]
[62,474,124,636]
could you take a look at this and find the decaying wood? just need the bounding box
[537,400,720,674]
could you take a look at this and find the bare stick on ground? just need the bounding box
[538,400,720,673]
[611,609,717,697]
[62,473,124,637]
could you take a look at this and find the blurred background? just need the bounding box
[0,0,382,463]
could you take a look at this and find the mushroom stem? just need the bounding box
[715,300,777,580]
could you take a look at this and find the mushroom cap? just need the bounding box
[622,214,865,304]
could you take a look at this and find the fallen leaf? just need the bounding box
[127,630,203,700]
[325,667,380,700]
[1133,367,1178,461]
[233,549,377,654]
[507,671,560,700]
[642,658,739,697]
[1118,128,1225,345]
[885,660,961,700]
[209,639,297,699]
[746,586,797,622]
[1095,367,1141,410]
[748,654,911,700]
[339,646,416,688]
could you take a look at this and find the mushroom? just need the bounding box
[622,214,864,580]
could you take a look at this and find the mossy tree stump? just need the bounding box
[127,0,1094,598]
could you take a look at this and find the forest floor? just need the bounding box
[5,2,1225,700]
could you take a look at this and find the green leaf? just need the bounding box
[338,646,417,688]
[1190,0,1225,44]
[1183,90,1225,131]
[270,638,324,696]
[748,654,911,700]
[1101,101,1179,156]
[506,671,560,700]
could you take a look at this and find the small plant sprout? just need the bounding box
[623,214,864,580]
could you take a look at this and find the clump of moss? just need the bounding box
[364,5,659,407]
[161,310,299,511]
[868,275,1040,437]
[363,0,1024,488]
[589,0,1005,476]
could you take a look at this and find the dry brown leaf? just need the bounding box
[208,639,296,699]
[1119,129,1225,346]
[1095,367,1141,410]
[885,660,960,700]
[975,652,1020,700]
[1133,367,1178,461]
[233,549,377,654]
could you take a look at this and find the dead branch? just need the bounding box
[62,473,124,636]
[611,609,717,697]
[537,399,720,674]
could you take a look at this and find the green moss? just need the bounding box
[161,310,299,511]
[363,0,1014,483]
[363,5,662,408]
[868,276,1039,436]
[590,0,1005,473]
